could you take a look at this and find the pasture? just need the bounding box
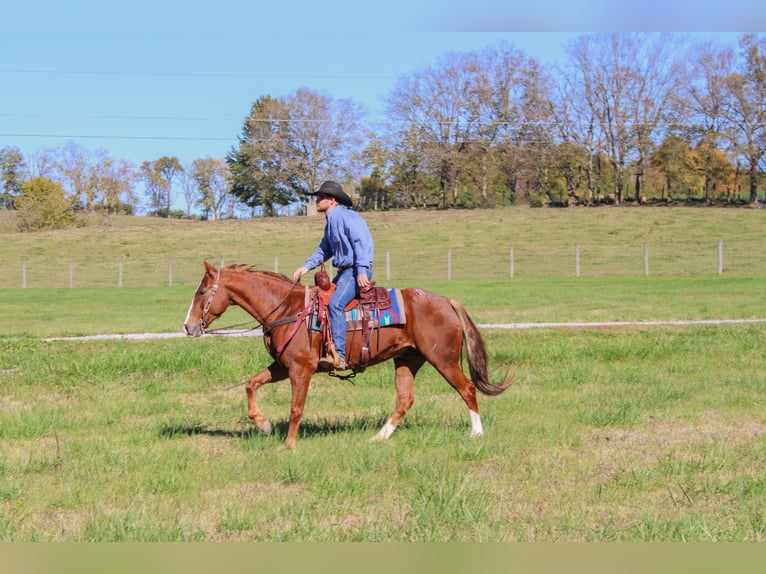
[2,206,766,541]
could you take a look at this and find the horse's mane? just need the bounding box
[223,263,293,284]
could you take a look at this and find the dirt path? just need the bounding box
[43,318,766,342]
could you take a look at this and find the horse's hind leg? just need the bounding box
[245,362,288,435]
[373,353,426,441]
[436,362,483,437]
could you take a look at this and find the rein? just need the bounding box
[201,267,302,337]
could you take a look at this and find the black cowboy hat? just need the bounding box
[308,180,353,207]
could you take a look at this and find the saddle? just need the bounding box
[313,263,391,372]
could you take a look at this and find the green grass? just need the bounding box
[2,207,766,541]
[1,206,765,287]
[2,323,766,541]
[1,275,765,338]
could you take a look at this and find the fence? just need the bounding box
[3,239,765,289]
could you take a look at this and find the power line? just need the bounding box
[0,68,396,81]
[0,132,235,142]
[0,112,241,122]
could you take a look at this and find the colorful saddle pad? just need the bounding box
[311,288,406,331]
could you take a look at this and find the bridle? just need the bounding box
[200,266,221,331]
[199,266,300,335]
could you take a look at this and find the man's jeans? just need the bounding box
[328,268,371,359]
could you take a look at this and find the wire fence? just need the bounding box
[3,239,765,289]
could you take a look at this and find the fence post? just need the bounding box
[644,243,649,276]
[274,256,279,274]
[447,248,452,280]
[69,263,74,288]
[718,240,724,275]
[168,258,173,287]
[509,246,515,278]
[575,244,580,277]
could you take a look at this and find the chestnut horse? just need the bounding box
[183,261,513,448]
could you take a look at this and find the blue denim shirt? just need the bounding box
[303,206,374,275]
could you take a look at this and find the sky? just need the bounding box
[1,1,762,202]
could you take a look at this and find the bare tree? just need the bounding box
[386,51,474,207]
[386,42,550,207]
[285,87,366,197]
[627,34,687,203]
[723,34,766,204]
[566,34,644,204]
[682,38,736,201]
[88,155,137,214]
[140,156,182,216]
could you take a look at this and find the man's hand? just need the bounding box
[293,266,309,282]
[357,272,371,289]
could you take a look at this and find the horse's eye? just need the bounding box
[197,288,207,296]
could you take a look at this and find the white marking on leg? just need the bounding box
[372,418,396,441]
[469,410,484,437]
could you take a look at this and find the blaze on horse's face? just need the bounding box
[183,262,227,337]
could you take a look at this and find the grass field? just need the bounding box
[2,207,766,541]
[1,205,765,287]
[3,322,766,541]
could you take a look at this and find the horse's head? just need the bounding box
[183,261,230,337]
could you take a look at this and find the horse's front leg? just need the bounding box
[282,364,314,449]
[246,362,288,435]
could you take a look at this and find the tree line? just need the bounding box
[1,33,764,229]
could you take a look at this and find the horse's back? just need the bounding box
[399,286,463,327]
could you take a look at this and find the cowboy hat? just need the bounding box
[308,180,352,207]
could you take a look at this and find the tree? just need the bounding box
[627,34,686,203]
[387,51,474,208]
[228,89,366,216]
[357,135,394,210]
[386,42,551,208]
[227,96,297,216]
[15,176,73,231]
[286,88,366,197]
[140,156,182,216]
[565,34,642,204]
[0,146,27,209]
[386,124,434,208]
[683,39,735,201]
[56,141,93,210]
[723,34,766,203]
[462,42,548,206]
[192,157,231,219]
[89,156,137,214]
[650,135,702,199]
[554,50,603,204]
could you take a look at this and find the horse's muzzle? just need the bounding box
[183,323,204,338]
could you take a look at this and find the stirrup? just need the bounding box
[318,355,336,370]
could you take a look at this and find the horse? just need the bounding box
[183,261,513,449]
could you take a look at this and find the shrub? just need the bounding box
[15,176,74,231]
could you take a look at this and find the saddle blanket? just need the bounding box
[311,288,407,331]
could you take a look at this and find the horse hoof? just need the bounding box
[258,420,272,435]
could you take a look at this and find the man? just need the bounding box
[293,181,374,371]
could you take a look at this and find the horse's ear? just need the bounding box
[204,260,216,275]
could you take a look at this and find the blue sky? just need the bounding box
[1,1,761,174]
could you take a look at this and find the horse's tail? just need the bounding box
[449,299,514,396]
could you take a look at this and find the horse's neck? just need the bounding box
[229,271,301,322]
